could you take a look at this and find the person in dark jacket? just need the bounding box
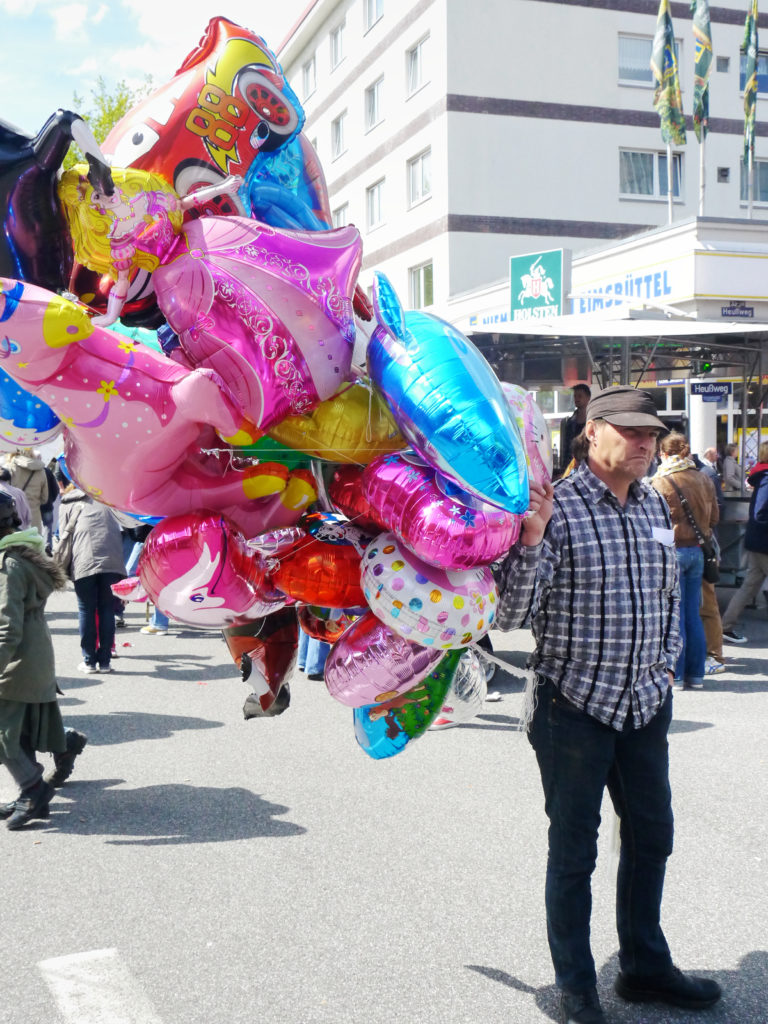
[558,383,590,476]
[720,441,768,643]
[0,492,86,830]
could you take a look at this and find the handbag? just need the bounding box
[667,479,720,584]
[52,504,84,577]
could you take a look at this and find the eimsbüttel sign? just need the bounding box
[510,249,571,322]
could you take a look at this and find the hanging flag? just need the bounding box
[651,0,687,145]
[743,0,759,165]
[691,0,712,141]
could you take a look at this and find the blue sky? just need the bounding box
[0,0,308,137]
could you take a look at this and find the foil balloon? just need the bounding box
[324,611,443,707]
[0,278,316,535]
[429,648,488,730]
[327,464,382,533]
[361,532,498,649]
[58,165,362,434]
[110,576,147,602]
[353,648,462,759]
[362,451,521,570]
[0,368,61,452]
[501,383,553,488]
[222,607,298,715]
[242,134,331,230]
[272,531,366,608]
[138,511,287,627]
[296,604,357,643]
[267,380,406,464]
[368,273,529,514]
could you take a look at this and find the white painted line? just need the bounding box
[38,948,164,1024]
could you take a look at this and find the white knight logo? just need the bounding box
[518,257,555,305]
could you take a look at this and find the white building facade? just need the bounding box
[279,0,768,316]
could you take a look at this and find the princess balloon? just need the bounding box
[58,165,362,433]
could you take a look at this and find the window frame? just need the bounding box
[364,0,384,32]
[740,157,768,203]
[364,76,384,132]
[330,21,346,70]
[332,203,349,227]
[619,148,684,201]
[331,110,347,160]
[739,48,768,93]
[302,54,317,100]
[366,178,385,231]
[409,261,434,308]
[406,34,429,96]
[618,32,683,88]
[407,147,432,207]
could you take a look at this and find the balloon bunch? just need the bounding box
[0,16,552,756]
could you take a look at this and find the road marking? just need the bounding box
[39,948,164,1024]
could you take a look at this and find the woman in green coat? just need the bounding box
[0,492,86,830]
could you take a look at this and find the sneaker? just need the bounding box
[705,657,726,675]
[115,617,126,628]
[684,678,704,690]
[559,988,606,1023]
[77,661,99,674]
[672,677,685,691]
[44,730,88,787]
[723,629,747,644]
[140,625,168,635]
[6,779,55,830]
[98,664,114,673]
[615,966,721,1010]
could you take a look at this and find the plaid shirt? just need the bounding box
[497,461,682,730]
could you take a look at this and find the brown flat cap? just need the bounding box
[586,385,668,432]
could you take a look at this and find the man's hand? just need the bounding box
[520,480,554,547]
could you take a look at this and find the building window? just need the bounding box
[619,33,682,87]
[716,55,730,73]
[364,0,383,31]
[332,203,349,227]
[365,77,383,131]
[406,35,428,95]
[330,21,345,70]
[366,179,385,230]
[331,111,347,159]
[619,149,682,198]
[409,262,434,308]
[740,49,768,92]
[408,148,431,206]
[740,158,768,202]
[302,55,317,99]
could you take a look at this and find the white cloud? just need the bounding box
[50,4,89,41]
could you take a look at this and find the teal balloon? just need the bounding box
[111,321,163,352]
[368,273,529,515]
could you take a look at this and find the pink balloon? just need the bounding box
[110,576,147,602]
[362,451,520,569]
[138,510,287,627]
[325,611,444,708]
[0,279,316,536]
[147,216,362,432]
[501,383,553,488]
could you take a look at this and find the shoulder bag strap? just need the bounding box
[667,478,707,546]
[20,469,34,492]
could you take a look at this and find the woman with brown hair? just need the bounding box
[652,432,719,690]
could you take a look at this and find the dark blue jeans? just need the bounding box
[74,572,122,668]
[528,678,674,994]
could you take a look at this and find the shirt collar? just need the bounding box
[573,460,649,505]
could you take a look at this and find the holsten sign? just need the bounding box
[510,249,571,321]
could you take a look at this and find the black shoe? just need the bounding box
[615,966,721,1009]
[44,729,88,788]
[307,672,324,681]
[559,988,606,1024]
[6,779,54,830]
[0,798,18,819]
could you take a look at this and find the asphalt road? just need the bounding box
[1,586,766,1024]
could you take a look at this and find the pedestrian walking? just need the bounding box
[496,385,721,1024]
[721,443,745,494]
[558,383,590,476]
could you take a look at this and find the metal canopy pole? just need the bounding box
[621,337,631,385]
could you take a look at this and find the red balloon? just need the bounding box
[222,607,298,715]
[272,537,365,608]
[296,604,357,643]
[327,464,383,533]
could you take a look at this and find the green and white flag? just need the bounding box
[691,0,712,141]
[743,0,759,165]
[651,0,687,145]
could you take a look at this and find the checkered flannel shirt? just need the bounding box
[497,461,682,730]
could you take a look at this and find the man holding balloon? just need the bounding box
[496,386,721,1024]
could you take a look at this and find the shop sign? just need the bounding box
[721,302,754,318]
[690,381,732,402]
[510,249,570,321]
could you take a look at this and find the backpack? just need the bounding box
[40,468,59,515]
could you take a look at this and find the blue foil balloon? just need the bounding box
[0,366,61,451]
[367,273,529,515]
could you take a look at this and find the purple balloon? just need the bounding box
[325,611,443,708]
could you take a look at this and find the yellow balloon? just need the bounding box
[268,381,406,464]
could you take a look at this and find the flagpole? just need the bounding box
[749,150,754,219]
[667,142,674,223]
[698,136,705,216]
